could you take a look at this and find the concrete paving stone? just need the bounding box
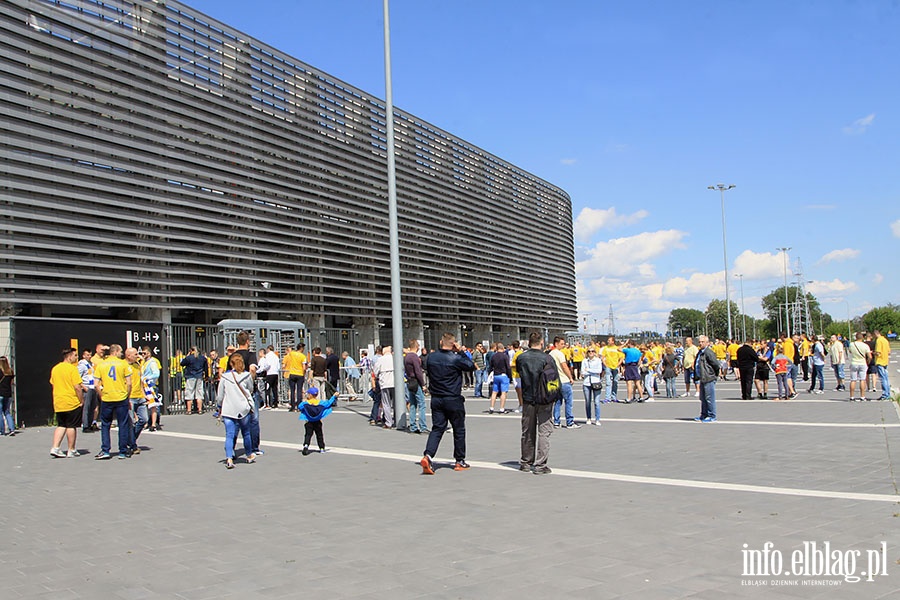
[3,384,899,598]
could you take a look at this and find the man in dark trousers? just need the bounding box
[515,332,556,474]
[736,340,758,400]
[420,333,475,474]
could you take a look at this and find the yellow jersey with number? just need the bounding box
[96,357,133,402]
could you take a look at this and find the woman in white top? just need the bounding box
[216,353,256,469]
[582,349,604,426]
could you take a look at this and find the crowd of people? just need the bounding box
[30,326,895,473]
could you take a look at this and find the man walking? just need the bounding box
[516,332,556,474]
[420,333,475,474]
[693,335,719,422]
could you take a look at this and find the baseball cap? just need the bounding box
[306,387,319,397]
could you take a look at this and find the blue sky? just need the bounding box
[186,0,899,332]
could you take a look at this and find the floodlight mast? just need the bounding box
[708,184,735,341]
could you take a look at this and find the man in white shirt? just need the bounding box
[828,335,845,392]
[549,337,579,429]
[263,347,281,408]
[373,346,396,428]
[847,332,871,402]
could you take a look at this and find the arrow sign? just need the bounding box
[153,333,160,341]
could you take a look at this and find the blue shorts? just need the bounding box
[492,374,510,393]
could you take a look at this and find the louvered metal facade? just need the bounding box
[0,0,576,334]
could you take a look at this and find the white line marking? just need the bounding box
[328,410,899,428]
[149,430,899,503]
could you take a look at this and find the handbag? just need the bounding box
[232,372,255,416]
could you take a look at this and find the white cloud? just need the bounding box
[560,158,577,165]
[818,248,860,264]
[842,113,875,135]
[732,249,791,280]
[573,207,650,242]
[576,229,687,278]
[892,219,900,238]
[806,279,859,296]
[873,273,884,285]
[661,271,725,300]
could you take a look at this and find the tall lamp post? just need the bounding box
[776,247,791,336]
[734,273,746,341]
[709,184,735,340]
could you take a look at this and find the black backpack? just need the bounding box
[535,355,562,405]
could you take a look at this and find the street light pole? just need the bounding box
[709,184,735,340]
[776,247,791,337]
[735,273,746,341]
[845,299,852,340]
[383,0,405,423]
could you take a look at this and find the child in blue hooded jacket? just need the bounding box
[298,386,337,455]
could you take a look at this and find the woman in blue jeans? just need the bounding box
[0,357,16,435]
[216,354,256,469]
[582,349,604,425]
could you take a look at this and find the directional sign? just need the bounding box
[12,318,164,430]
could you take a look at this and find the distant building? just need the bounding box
[0,0,576,342]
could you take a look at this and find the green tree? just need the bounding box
[760,285,824,335]
[862,306,900,334]
[705,298,741,341]
[668,308,704,337]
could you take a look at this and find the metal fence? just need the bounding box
[160,323,369,414]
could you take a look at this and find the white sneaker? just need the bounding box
[594,421,602,427]
[645,397,655,402]
[67,450,79,458]
[49,448,67,458]
[679,393,689,397]
[693,392,699,397]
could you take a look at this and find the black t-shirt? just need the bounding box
[0,372,13,397]
[230,349,257,373]
[865,340,877,365]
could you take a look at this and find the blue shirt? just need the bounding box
[622,347,642,364]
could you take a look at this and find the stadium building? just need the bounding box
[0,0,577,347]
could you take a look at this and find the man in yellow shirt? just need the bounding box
[727,340,740,380]
[799,334,812,382]
[510,341,524,412]
[873,330,892,400]
[94,344,133,460]
[49,348,84,458]
[125,348,147,455]
[600,337,624,402]
[713,340,728,379]
[570,344,585,380]
[283,342,308,411]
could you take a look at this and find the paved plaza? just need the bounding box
[1,371,898,599]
